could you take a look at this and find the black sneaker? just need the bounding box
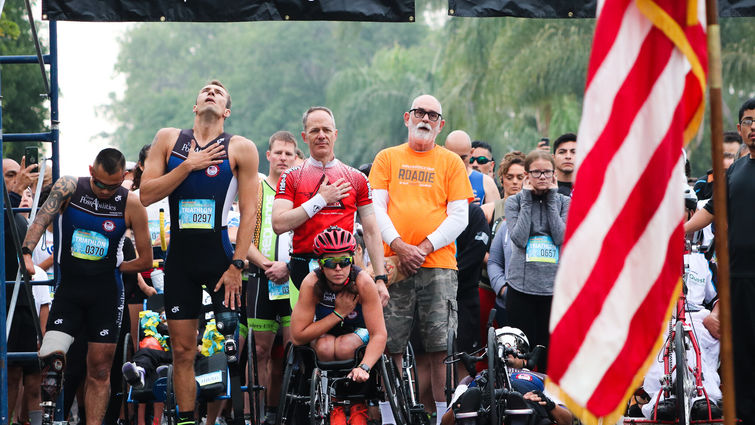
[122,362,145,389]
[691,399,722,420]
[655,398,677,421]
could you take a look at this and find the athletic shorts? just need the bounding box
[246,270,291,333]
[47,270,125,343]
[163,236,235,320]
[327,323,370,344]
[384,267,458,353]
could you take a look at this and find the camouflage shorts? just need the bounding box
[384,267,458,353]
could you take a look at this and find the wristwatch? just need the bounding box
[21,247,32,256]
[358,363,371,373]
[231,259,245,270]
[374,274,388,284]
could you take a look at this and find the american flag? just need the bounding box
[546,0,707,423]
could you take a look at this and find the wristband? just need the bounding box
[302,194,327,218]
[333,311,345,321]
[21,247,32,256]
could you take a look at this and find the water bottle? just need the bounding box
[150,268,164,294]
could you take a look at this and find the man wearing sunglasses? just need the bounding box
[139,80,259,425]
[470,140,495,178]
[370,94,474,422]
[19,148,152,425]
[445,131,500,206]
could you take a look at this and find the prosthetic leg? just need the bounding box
[38,331,74,425]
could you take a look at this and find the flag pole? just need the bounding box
[704,1,736,424]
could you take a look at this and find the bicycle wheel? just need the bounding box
[674,321,691,425]
[380,355,409,425]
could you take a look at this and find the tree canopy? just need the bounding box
[1,0,49,161]
[104,9,754,177]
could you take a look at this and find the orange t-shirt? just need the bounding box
[369,143,474,270]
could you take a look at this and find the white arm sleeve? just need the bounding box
[426,199,469,251]
[372,189,401,245]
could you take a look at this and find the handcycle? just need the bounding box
[625,247,723,425]
[276,343,413,425]
[444,310,545,425]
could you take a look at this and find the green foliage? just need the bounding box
[105,9,754,180]
[0,0,49,161]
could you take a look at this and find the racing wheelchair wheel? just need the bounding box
[276,344,308,425]
[122,332,134,425]
[247,329,265,425]
[379,355,410,425]
[446,328,457,405]
[309,368,327,425]
[164,365,178,425]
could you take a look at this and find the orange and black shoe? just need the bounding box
[348,403,369,425]
[330,405,347,425]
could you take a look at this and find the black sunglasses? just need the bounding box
[92,177,122,191]
[469,156,491,165]
[318,256,354,269]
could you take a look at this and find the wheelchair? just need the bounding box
[122,294,254,425]
[276,343,413,425]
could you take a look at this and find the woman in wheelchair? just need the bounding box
[290,226,387,383]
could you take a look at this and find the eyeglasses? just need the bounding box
[741,118,754,127]
[529,169,554,178]
[91,177,122,191]
[409,108,442,122]
[318,256,354,269]
[469,156,491,165]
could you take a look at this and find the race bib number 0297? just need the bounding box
[178,199,215,230]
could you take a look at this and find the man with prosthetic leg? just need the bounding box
[21,148,152,425]
[140,80,259,425]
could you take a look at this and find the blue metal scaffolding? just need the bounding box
[0,19,60,425]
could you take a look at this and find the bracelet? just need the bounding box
[333,311,345,321]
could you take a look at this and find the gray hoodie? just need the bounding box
[504,188,570,295]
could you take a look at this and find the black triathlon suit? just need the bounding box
[47,178,129,343]
[163,129,238,320]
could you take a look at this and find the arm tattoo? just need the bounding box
[23,176,77,251]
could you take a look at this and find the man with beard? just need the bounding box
[684,98,755,425]
[369,94,474,423]
[552,133,576,196]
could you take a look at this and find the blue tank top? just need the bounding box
[166,129,236,248]
[59,177,129,276]
[469,170,485,204]
[314,265,365,328]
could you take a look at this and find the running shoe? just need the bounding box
[330,406,347,425]
[349,403,368,425]
[122,362,146,389]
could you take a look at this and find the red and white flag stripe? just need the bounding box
[546,0,707,422]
